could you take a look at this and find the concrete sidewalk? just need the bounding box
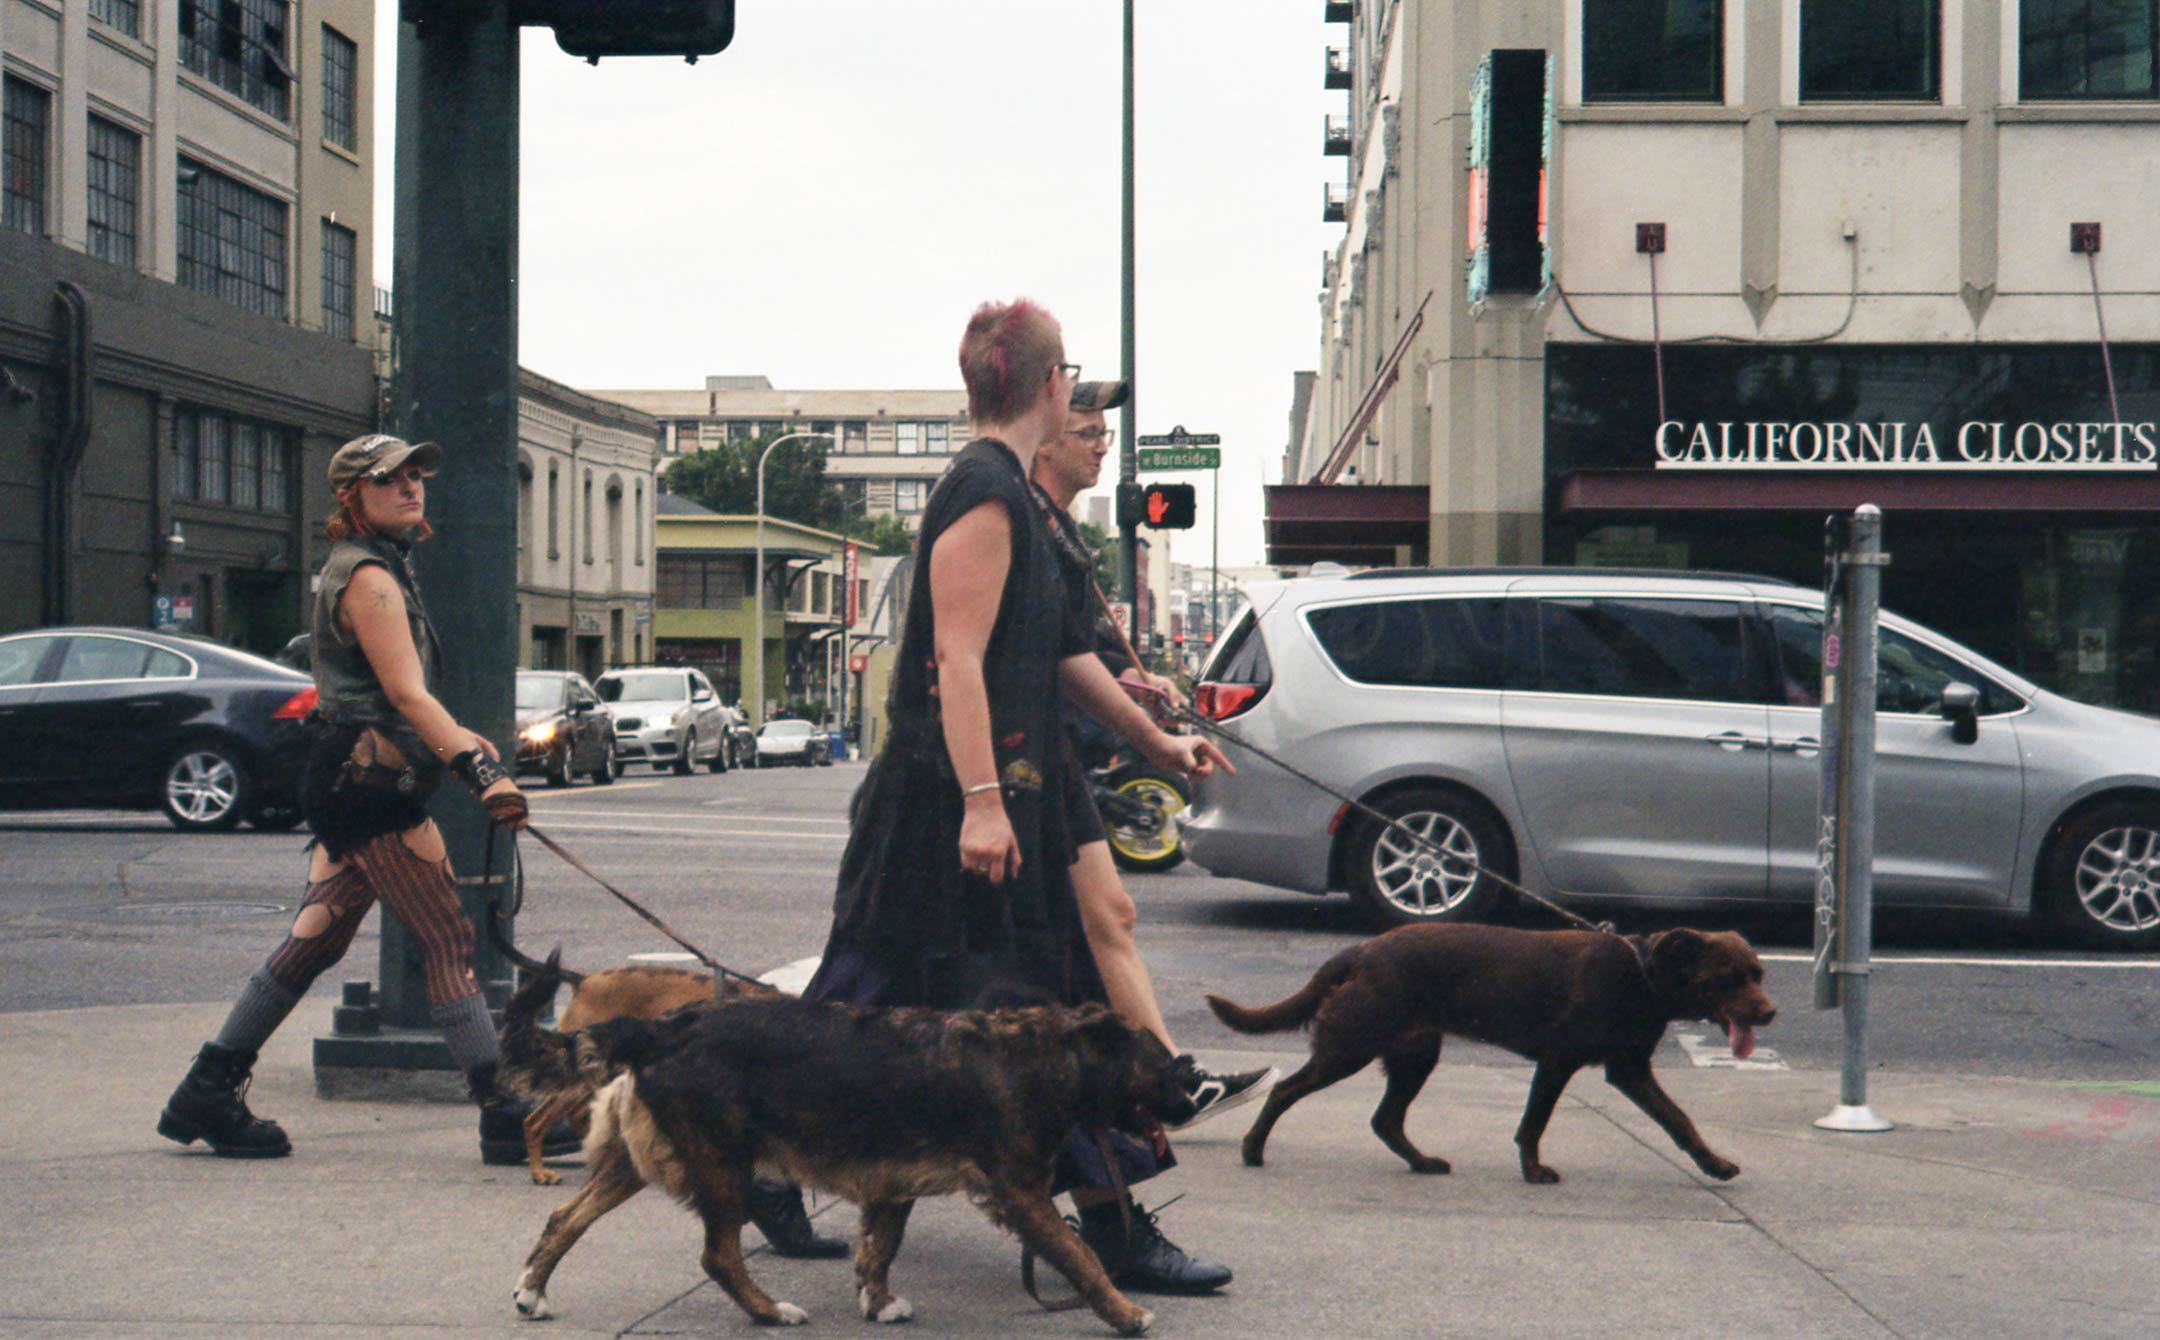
[3,1000,2156,1339]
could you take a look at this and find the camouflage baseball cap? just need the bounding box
[328,434,443,489]
[1068,379,1130,412]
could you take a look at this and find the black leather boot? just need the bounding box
[468,1064,581,1166]
[1078,1196,1232,1294]
[746,1178,849,1258]
[157,1042,292,1158]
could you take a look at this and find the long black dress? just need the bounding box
[802,437,1171,1190]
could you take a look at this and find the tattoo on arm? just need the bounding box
[372,591,390,608]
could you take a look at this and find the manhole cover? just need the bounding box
[108,901,287,919]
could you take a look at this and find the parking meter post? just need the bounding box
[1812,514,1846,1013]
[1817,505,1893,1134]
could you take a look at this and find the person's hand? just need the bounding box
[1120,667,1189,712]
[469,731,501,762]
[480,778,528,830]
[959,792,1021,884]
[1145,730,1234,782]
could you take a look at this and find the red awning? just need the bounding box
[1264,484,1429,566]
[1555,470,2160,514]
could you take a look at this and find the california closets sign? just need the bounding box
[1654,420,2160,470]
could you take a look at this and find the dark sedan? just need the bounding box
[0,627,315,831]
[515,670,618,787]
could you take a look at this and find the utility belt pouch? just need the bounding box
[340,725,421,797]
[450,748,509,797]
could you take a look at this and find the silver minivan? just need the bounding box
[1182,569,2160,950]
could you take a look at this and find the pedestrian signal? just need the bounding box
[1141,483,1196,530]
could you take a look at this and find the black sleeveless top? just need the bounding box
[805,438,1102,1011]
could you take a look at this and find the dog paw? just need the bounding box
[512,1286,551,1320]
[876,1297,913,1324]
[1240,1142,1266,1168]
[1700,1156,1741,1181]
[529,1169,562,1187]
[765,1301,809,1326]
[1521,1163,1561,1185]
[1114,1307,1155,1336]
[1409,1155,1452,1175]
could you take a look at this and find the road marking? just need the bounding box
[1758,952,2160,971]
[1673,1030,1789,1070]
[531,782,663,799]
[528,819,847,844]
[524,807,848,826]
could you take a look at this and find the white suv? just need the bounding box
[595,667,731,775]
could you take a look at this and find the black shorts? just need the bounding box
[1063,755,1105,849]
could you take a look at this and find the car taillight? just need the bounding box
[271,686,318,720]
[1195,681,1265,721]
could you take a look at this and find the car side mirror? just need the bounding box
[1940,681,1980,745]
[572,701,594,715]
[692,690,714,703]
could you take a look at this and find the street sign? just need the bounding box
[849,654,867,674]
[1135,424,1221,447]
[1138,447,1220,471]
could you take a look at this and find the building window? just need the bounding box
[896,479,925,513]
[3,77,50,237]
[180,0,295,122]
[633,482,646,565]
[1582,1,1723,101]
[177,158,288,319]
[1802,0,1940,100]
[843,421,867,454]
[91,0,142,40]
[86,116,141,267]
[548,466,560,558]
[582,473,595,564]
[174,407,292,511]
[896,422,922,455]
[2022,1,2158,98]
[322,25,358,149]
[321,220,355,341]
[657,555,746,609]
[926,421,951,453]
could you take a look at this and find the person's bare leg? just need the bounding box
[1070,841,1174,1052]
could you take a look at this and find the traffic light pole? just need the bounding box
[1117,0,1140,653]
[316,3,523,1098]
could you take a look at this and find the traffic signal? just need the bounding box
[1140,483,1196,530]
[406,3,736,63]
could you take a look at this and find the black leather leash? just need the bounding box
[1020,1131,1139,1314]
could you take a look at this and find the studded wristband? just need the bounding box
[449,748,508,796]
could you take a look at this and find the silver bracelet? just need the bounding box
[961,781,1002,798]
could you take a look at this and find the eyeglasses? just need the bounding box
[1054,362,1082,383]
[1067,426,1116,447]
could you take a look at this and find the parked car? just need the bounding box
[514,670,617,787]
[595,666,730,774]
[718,705,758,771]
[0,626,313,831]
[755,718,832,767]
[1182,567,2160,950]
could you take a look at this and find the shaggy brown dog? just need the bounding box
[503,963,1196,1336]
[494,948,767,1184]
[1207,924,1776,1184]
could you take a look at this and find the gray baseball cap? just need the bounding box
[329,434,443,488]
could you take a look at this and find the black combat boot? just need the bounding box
[746,1178,850,1258]
[1078,1196,1233,1295]
[157,1042,293,1158]
[468,1064,582,1166]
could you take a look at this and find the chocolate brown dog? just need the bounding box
[1207,924,1776,1184]
[508,986,1197,1335]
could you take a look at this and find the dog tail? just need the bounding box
[488,918,586,987]
[497,948,582,1099]
[1206,945,1361,1034]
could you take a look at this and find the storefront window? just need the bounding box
[1802,0,1940,101]
[1582,0,1723,102]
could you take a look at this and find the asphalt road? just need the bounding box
[3,759,2156,1087]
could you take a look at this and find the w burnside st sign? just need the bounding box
[1654,419,2160,470]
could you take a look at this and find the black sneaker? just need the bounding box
[1167,1057,1279,1132]
[746,1179,850,1259]
[1079,1197,1232,1295]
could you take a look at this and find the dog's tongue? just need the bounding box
[1726,1019,1756,1061]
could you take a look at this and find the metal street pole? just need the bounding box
[1815,504,1892,1133]
[751,432,831,729]
[1210,463,1219,657]
[1117,0,1139,651]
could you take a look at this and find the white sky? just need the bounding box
[372,3,1340,569]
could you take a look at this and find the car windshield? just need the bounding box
[515,675,565,711]
[599,672,688,704]
[761,721,813,739]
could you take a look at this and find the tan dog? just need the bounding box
[1208,924,1776,1184]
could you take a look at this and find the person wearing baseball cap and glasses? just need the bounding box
[156,434,574,1168]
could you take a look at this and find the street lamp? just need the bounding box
[752,432,833,729]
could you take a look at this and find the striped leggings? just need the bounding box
[264,827,481,1007]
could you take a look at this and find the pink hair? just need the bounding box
[958,299,1063,424]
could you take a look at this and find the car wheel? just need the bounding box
[590,739,617,786]
[545,746,573,788]
[1346,786,1513,930]
[161,745,252,832]
[2041,801,2160,951]
[673,732,696,776]
[1103,770,1188,873]
[707,733,728,773]
[249,804,304,832]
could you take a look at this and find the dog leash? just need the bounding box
[497,820,764,987]
[1019,1131,1140,1314]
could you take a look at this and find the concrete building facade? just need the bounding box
[1281,0,2160,710]
[3,0,380,651]
[515,368,661,679]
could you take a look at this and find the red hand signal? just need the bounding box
[1147,491,1169,524]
